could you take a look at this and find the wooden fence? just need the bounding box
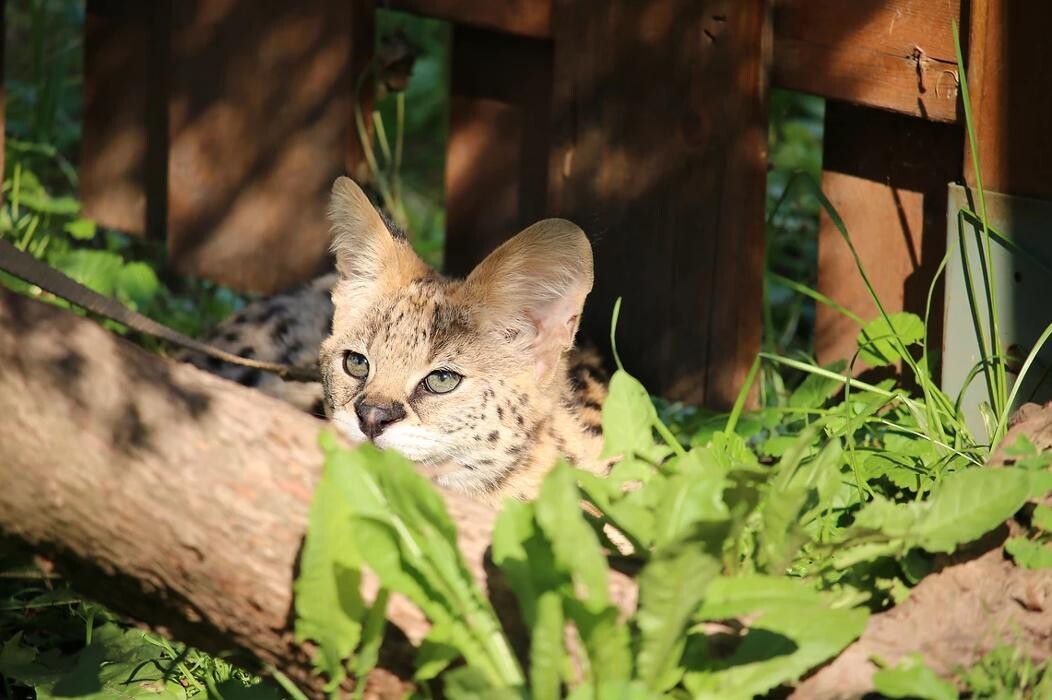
[6,0,1050,407]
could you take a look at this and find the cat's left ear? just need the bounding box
[464,218,594,380]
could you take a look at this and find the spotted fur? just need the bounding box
[180,274,335,416]
[187,177,606,504]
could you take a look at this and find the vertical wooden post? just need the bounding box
[82,0,375,293]
[443,25,552,276]
[815,103,962,368]
[548,0,770,407]
[965,1,1052,200]
[81,0,165,235]
[166,0,375,294]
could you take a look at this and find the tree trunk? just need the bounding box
[0,289,493,696]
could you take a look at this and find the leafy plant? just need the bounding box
[293,356,1048,696]
[958,644,1052,699]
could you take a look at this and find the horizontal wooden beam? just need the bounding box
[387,0,962,122]
[773,0,961,123]
[385,0,550,40]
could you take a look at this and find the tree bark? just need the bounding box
[0,288,586,696]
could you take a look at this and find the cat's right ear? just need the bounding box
[328,177,426,294]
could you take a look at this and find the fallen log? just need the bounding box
[0,288,642,697]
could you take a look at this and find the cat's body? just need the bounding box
[184,178,606,504]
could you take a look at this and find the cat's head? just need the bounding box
[319,177,593,494]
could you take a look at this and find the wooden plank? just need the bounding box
[386,0,550,40]
[815,102,962,369]
[388,0,960,121]
[965,1,1052,200]
[166,0,374,294]
[81,0,167,235]
[774,0,961,122]
[443,25,551,276]
[549,0,770,407]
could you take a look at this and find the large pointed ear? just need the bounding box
[463,218,594,380]
[328,177,428,297]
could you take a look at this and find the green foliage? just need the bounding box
[765,90,824,360]
[856,312,924,367]
[294,359,1049,696]
[958,645,1052,699]
[0,564,278,700]
[1003,537,1052,569]
[873,654,958,700]
[0,624,187,700]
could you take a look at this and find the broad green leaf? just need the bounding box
[64,218,97,240]
[601,370,665,460]
[695,575,824,619]
[0,632,39,682]
[862,453,927,492]
[635,546,719,691]
[837,468,1034,557]
[857,312,923,366]
[757,434,802,459]
[565,601,633,685]
[1002,434,1052,471]
[1033,505,1052,532]
[116,262,160,310]
[294,448,368,688]
[353,588,389,684]
[324,439,522,688]
[687,576,868,699]
[846,496,923,540]
[534,465,632,683]
[873,654,957,700]
[652,452,730,552]
[50,249,124,297]
[491,500,567,698]
[757,486,810,572]
[441,666,521,700]
[565,680,654,700]
[529,591,566,700]
[18,191,80,216]
[414,632,460,682]
[21,625,186,700]
[1004,537,1052,569]
[788,359,847,408]
[534,464,609,610]
[914,468,1031,552]
[491,499,543,622]
[760,437,844,571]
[575,470,655,550]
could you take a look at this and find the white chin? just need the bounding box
[374,424,454,463]
[330,410,452,463]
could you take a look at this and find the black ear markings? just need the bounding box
[378,208,409,242]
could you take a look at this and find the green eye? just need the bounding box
[423,369,462,394]
[342,351,369,379]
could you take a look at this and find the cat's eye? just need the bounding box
[342,351,370,379]
[423,369,462,394]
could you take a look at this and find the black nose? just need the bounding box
[354,399,407,439]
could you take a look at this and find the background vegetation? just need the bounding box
[2,2,1049,699]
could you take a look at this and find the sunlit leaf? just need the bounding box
[857,312,924,367]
